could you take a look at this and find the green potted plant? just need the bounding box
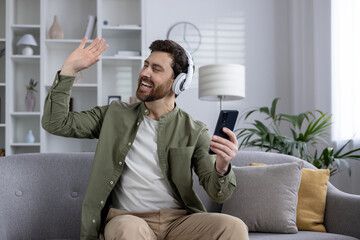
[236,98,360,176]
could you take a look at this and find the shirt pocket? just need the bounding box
[168,147,195,188]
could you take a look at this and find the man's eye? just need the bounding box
[153,68,160,72]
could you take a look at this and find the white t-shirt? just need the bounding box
[111,116,181,212]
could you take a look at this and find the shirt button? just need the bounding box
[219,190,222,194]
[100,200,104,205]
[110,181,114,185]
[119,161,123,165]
[92,219,96,223]
[144,110,148,114]
[55,80,58,84]
[220,179,225,183]
[137,122,140,126]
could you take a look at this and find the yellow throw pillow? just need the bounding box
[296,168,330,232]
[249,163,267,166]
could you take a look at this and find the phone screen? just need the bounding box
[209,110,239,154]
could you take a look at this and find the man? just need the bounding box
[42,37,248,240]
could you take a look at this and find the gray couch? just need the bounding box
[0,151,359,240]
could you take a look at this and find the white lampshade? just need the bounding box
[16,34,38,56]
[199,64,245,109]
[17,34,38,46]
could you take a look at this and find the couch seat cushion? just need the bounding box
[249,231,359,240]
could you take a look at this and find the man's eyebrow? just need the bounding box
[144,60,165,71]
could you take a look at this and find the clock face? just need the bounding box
[166,22,202,54]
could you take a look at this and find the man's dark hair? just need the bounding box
[149,40,188,79]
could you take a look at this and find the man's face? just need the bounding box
[136,51,175,102]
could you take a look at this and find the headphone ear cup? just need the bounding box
[172,73,187,95]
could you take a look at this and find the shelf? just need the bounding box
[102,56,142,61]
[11,112,41,117]
[0,38,5,42]
[0,83,5,87]
[45,39,93,48]
[11,143,41,147]
[11,24,41,34]
[11,55,40,64]
[0,124,5,127]
[102,25,142,30]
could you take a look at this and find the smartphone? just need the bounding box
[209,110,239,154]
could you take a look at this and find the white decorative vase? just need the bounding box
[25,130,35,143]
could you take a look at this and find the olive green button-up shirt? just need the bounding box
[42,72,237,239]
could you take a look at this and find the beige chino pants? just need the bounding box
[104,208,248,240]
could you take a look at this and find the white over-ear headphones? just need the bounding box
[172,49,194,95]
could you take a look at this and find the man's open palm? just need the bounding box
[60,37,108,76]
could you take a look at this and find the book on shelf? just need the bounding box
[84,15,97,39]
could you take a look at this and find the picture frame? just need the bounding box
[108,95,121,104]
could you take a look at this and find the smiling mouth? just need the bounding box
[141,81,153,89]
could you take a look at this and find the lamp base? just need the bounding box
[22,46,34,56]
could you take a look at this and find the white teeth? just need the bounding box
[142,81,152,88]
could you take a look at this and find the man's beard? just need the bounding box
[136,77,173,102]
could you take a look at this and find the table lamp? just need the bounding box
[199,64,245,110]
[16,34,38,56]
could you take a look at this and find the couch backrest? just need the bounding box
[0,152,94,240]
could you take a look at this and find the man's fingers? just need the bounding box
[98,43,109,54]
[86,37,100,50]
[223,127,238,145]
[79,37,87,49]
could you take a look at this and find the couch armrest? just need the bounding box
[324,184,360,239]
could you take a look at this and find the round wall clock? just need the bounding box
[166,21,202,54]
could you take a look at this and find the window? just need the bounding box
[331,0,360,141]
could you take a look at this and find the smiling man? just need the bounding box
[42,37,248,240]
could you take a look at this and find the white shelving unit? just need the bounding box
[0,0,6,154]
[3,0,145,156]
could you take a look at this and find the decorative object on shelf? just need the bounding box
[16,34,38,56]
[0,148,5,157]
[0,47,5,58]
[84,15,97,39]
[114,50,140,57]
[49,15,64,39]
[198,64,245,111]
[108,95,121,104]
[25,130,35,143]
[236,98,360,176]
[25,78,38,112]
[103,19,109,26]
[167,21,202,54]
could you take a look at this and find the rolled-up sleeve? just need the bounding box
[42,71,107,139]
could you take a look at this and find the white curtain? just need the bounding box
[331,0,360,142]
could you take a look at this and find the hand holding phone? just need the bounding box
[209,110,239,154]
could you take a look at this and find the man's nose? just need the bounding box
[140,67,151,78]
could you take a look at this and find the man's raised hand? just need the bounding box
[60,37,109,76]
